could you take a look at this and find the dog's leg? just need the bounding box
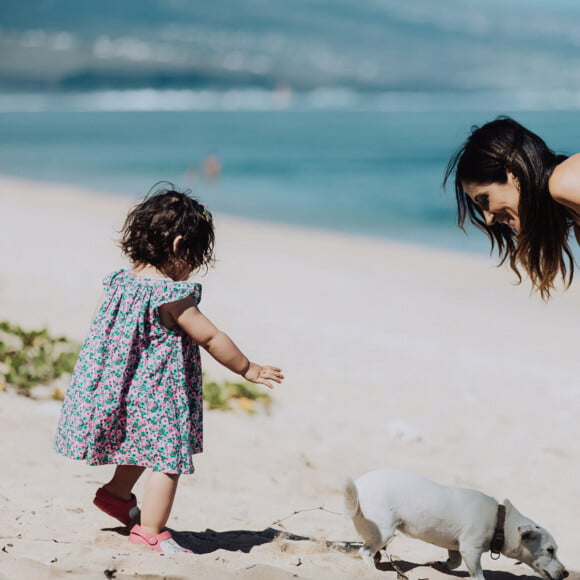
[460,548,486,580]
[445,550,462,570]
[427,548,462,571]
[359,544,381,567]
[353,508,394,568]
[359,528,394,568]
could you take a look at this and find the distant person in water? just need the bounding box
[202,154,221,180]
[185,154,221,182]
[444,116,580,299]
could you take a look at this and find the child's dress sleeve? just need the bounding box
[102,269,129,295]
[151,281,202,309]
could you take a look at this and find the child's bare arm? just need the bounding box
[163,296,283,389]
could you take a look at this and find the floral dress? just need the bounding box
[54,269,203,474]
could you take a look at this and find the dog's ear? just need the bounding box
[504,499,525,521]
[519,525,539,543]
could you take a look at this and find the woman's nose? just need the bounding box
[482,210,495,226]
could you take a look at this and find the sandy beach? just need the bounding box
[1,174,579,580]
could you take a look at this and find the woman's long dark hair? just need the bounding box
[444,116,573,300]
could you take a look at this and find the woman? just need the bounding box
[444,116,580,299]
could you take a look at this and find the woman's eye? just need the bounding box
[475,195,489,210]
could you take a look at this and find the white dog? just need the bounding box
[344,469,568,580]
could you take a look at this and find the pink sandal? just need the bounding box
[129,524,192,554]
[93,487,140,526]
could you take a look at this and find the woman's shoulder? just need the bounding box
[549,153,580,204]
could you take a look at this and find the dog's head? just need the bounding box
[504,500,568,580]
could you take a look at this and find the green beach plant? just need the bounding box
[0,321,79,396]
[202,374,273,414]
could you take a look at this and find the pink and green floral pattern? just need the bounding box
[54,270,203,474]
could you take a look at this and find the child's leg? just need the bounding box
[104,465,146,500]
[139,471,180,535]
[129,471,190,554]
[94,465,145,526]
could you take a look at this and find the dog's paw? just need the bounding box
[426,552,462,572]
[359,546,381,568]
[426,560,453,572]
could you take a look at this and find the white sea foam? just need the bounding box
[2,88,580,113]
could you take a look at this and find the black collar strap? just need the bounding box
[490,504,506,560]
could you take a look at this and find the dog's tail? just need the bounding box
[343,476,361,519]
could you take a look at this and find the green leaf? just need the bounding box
[0,320,79,394]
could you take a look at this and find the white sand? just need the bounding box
[1,174,579,580]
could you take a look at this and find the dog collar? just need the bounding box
[490,504,506,560]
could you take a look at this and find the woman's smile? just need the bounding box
[462,172,521,233]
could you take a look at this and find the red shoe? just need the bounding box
[93,487,140,526]
[129,524,192,554]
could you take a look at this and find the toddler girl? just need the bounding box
[54,184,283,554]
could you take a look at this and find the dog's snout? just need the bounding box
[561,571,569,579]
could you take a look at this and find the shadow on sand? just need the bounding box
[104,524,359,555]
[172,527,310,554]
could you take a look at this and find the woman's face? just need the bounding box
[462,172,521,233]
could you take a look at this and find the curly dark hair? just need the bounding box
[119,183,215,280]
[444,116,574,300]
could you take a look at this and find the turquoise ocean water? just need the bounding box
[1,110,579,254]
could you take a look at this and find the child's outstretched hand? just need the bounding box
[244,363,284,389]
